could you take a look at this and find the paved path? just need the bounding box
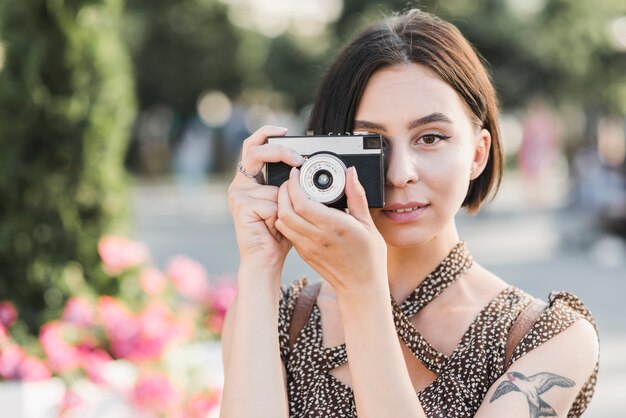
[131,176,625,417]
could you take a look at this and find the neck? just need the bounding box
[386,221,461,304]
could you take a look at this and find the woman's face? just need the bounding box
[354,64,490,248]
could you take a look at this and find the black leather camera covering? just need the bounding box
[266,154,384,209]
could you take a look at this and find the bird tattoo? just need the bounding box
[489,371,575,417]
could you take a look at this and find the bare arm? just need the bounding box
[220,265,289,418]
[474,318,599,418]
[337,284,427,418]
[221,125,305,417]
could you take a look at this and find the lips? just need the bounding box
[381,202,430,223]
[387,206,425,213]
[383,201,429,211]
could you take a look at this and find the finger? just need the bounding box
[286,167,335,226]
[242,125,289,154]
[277,179,320,235]
[243,184,279,202]
[243,197,283,242]
[345,167,372,224]
[236,126,291,182]
[275,216,314,248]
[228,185,278,215]
[240,144,305,180]
[248,199,279,223]
[264,212,282,241]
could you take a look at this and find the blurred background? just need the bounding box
[1,0,625,416]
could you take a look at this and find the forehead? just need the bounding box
[355,64,471,127]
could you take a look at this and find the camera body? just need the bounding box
[265,133,385,209]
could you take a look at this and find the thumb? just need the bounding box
[345,167,372,224]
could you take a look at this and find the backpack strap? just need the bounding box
[288,281,322,349]
[504,298,548,369]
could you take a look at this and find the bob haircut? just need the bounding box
[308,9,503,213]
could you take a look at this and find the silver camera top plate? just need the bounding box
[267,134,382,156]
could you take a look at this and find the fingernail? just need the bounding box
[293,153,306,164]
[351,166,358,180]
[274,126,288,132]
[290,167,299,178]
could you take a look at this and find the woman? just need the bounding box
[221,9,599,418]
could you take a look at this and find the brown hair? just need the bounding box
[308,9,503,212]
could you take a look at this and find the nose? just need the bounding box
[385,146,419,188]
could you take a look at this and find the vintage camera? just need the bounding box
[264,133,385,209]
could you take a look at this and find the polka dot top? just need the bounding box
[277,242,599,417]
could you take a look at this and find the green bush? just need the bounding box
[0,0,136,333]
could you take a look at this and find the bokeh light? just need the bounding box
[197,91,233,128]
[608,16,626,51]
[0,41,6,73]
[505,0,547,18]
[222,0,342,38]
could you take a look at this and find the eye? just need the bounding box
[415,133,450,146]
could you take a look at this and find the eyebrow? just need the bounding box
[354,112,453,132]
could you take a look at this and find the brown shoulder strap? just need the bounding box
[504,298,548,369]
[288,281,322,349]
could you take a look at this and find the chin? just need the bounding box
[372,207,458,249]
[376,223,439,249]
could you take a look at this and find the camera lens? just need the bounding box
[299,153,347,205]
[313,170,333,190]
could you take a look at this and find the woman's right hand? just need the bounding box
[228,125,305,275]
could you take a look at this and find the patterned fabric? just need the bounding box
[277,242,599,418]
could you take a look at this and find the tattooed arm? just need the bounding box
[474,319,598,418]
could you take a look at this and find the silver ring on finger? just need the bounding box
[237,161,258,180]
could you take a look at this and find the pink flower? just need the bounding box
[131,372,181,413]
[140,267,167,296]
[167,256,210,302]
[0,325,8,345]
[98,296,139,342]
[98,235,149,275]
[0,301,18,328]
[60,390,82,415]
[125,304,181,362]
[208,279,237,315]
[62,296,95,327]
[185,390,221,418]
[0,344,25,379]
[206,314,225,335]
[98,297,181,362]
[39,322,80,373]
[175,306,200,340]
[140,303,178,342]
[18,355,51,381]
[79,347,112,384]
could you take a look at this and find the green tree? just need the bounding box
[125,0,242,115]
[0,0,136,332]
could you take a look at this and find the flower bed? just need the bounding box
[0,236,235,417]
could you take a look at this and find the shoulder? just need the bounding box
[475,291,599,418]
[279,276,309,314]
[277,276,310,363]
[278,276,310,336]
[513,290,599,362]
[478,318,598,418]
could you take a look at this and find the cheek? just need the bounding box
[421,154,471,217]
[422,152,471,202]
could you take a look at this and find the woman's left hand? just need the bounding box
[275,166,388,297]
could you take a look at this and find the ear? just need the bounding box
[470,128,491,180]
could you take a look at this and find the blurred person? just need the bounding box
[173,116,214,214]
[221,9,599,418]
[517,99,561,206]
[222,102,251,169]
